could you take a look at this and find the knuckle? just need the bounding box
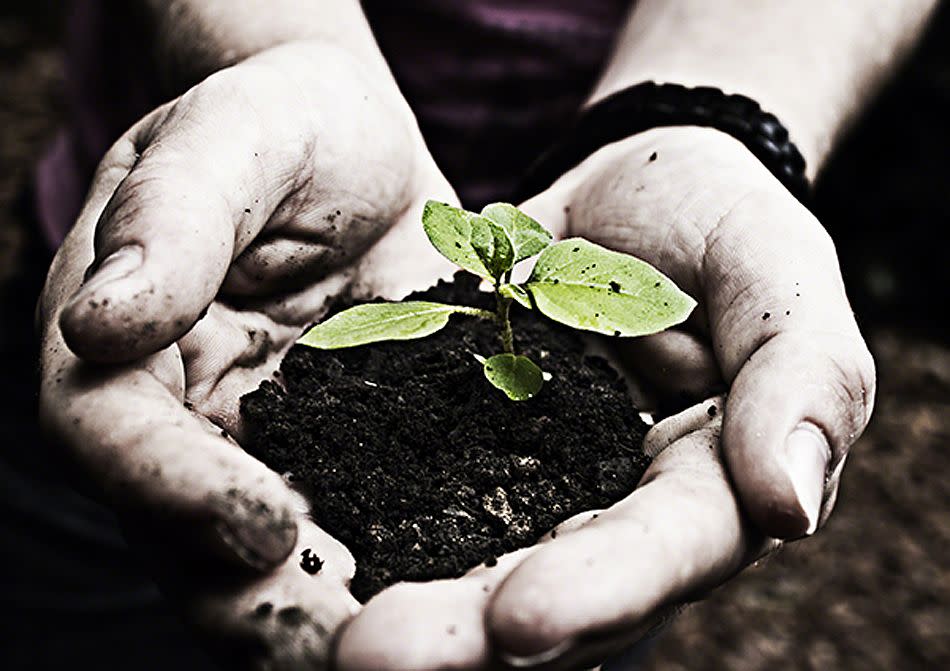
[181,66,249,107]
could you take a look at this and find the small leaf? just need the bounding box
[470,215,515,279]
[498,283,532,309]
[422,200,512,279]
[483,353,544,401]
[298,301,461,349]
[481,203,552,262]
[526,238,697,337]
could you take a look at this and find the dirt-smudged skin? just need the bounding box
[242,273,649,602]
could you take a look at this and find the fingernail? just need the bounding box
[784,422,831,535]
[80,245,143,295]
[213,505,298,573]
[498,638,575,668]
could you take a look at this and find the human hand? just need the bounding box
[520,126,876,540]
[38,41,455,669]
[334,126,875,669]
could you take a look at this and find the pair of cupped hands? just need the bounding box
[38,43,875,670]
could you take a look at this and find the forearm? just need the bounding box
[142,0,393,93]
[590,0,939,177]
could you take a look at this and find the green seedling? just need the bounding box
[298,201,696,400]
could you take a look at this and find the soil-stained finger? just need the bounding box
[336,547,536,671]
[486,405,754,668]
[145,514,360,671]
[39,341,300,574]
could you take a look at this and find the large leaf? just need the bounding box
[423,200,512,279]
[481,203,552,262]
[298,301,461,349]
[482,353,544,401]
[525,238,696,337]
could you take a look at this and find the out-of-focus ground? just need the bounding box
[0,4,947,670]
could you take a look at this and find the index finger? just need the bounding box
[57,70,307,363]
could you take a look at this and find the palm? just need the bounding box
[174,198,451,439]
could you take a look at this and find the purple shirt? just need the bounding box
[36,0,631,248]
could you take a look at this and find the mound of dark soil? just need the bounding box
[241,273,649,602]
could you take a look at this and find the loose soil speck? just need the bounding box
[300,548,324,575]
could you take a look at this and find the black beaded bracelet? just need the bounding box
[515,82,809,204]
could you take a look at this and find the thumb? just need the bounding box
[724,329,874,538]
[59,73,310,363]
[706,191,877,539]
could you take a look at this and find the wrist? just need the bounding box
[587,0,939,181]
[146,0,398,96]
[588,76,824,184]
[520,84,807,205]
[556,126,793,235]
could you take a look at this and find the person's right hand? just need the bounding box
[38,40,456,669]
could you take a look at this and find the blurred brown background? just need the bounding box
[1,2,947,670]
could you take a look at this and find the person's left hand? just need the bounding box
[334,126,875,670]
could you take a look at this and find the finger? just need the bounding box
[58,69,316,363]
[335,549,536,671]
[37,113,298,572]
[127,508,359,671]
[37,107,166,332]
[39,342,299,574]
[642,396,725,459]
[58,54,416,363]
[487,404,755,669]
[335,504,618,671]
[224,234,357,297]
[702,191,876,538]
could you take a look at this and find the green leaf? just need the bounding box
[470,215,515,279]
[480,203,552,262]
[525,238,697,337]
[498,283,532,310]
[422,200,512,279]
[482,353,544,401]
[298,301,461,349]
